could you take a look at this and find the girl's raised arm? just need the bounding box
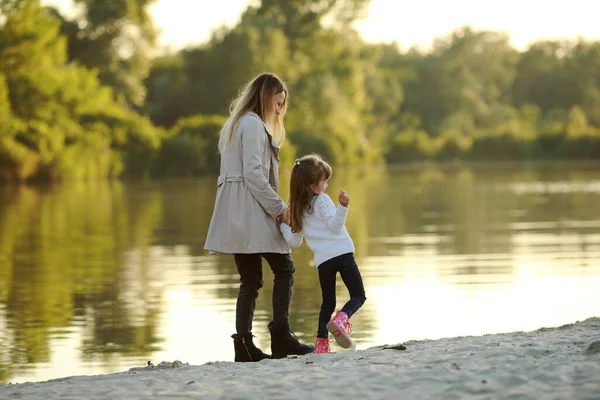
[316,193,348,233]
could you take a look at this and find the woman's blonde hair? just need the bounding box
[222,72,288,147]
[286,154,333,232]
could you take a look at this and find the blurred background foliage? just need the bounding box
[1,0,600,182]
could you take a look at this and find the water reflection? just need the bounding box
[1,162,599,384]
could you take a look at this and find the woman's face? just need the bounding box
[273,91,286,116]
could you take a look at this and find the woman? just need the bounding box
[204,73,314,361]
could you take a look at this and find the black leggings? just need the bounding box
[317,253,366,338]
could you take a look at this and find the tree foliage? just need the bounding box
[0,0,162,182]
[2,0,600,182]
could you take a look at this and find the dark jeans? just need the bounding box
[317,253,366,338]
[234,253,295,335]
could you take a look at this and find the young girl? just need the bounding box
[279,154,367,354]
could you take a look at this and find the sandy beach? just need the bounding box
[2,317,599,400]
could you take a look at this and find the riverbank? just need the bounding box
[2,317,599,399]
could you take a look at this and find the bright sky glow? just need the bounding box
[41,0,600,51]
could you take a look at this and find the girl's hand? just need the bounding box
[339,190,350,207]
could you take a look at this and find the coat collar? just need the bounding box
[246,111,280,152]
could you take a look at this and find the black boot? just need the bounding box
[232,333,271,362]
[268,323,315,359]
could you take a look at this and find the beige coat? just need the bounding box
[204,112,289,254]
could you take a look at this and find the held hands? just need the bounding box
[339,189,350,207]
[276,210,291,226]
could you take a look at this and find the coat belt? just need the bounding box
[217,173,244,186]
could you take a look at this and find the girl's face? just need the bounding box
[311,175,328,195]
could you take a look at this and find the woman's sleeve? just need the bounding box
[241,118,286,218]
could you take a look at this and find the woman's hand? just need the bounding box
[339,190,350,207]
[276,213,290,225]
[284,209,291,225]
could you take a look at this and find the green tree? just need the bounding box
[511,41,574,113]
[404,27,519,136]
[153,114,225,176]
[0,0,162,181]
[142,53,188,127]
[56,0,157,107]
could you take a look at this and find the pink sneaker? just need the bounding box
[314,338,333,354]
[326,311,353,349]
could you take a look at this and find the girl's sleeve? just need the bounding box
[279,223,304,247]
[316,194,348,233]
